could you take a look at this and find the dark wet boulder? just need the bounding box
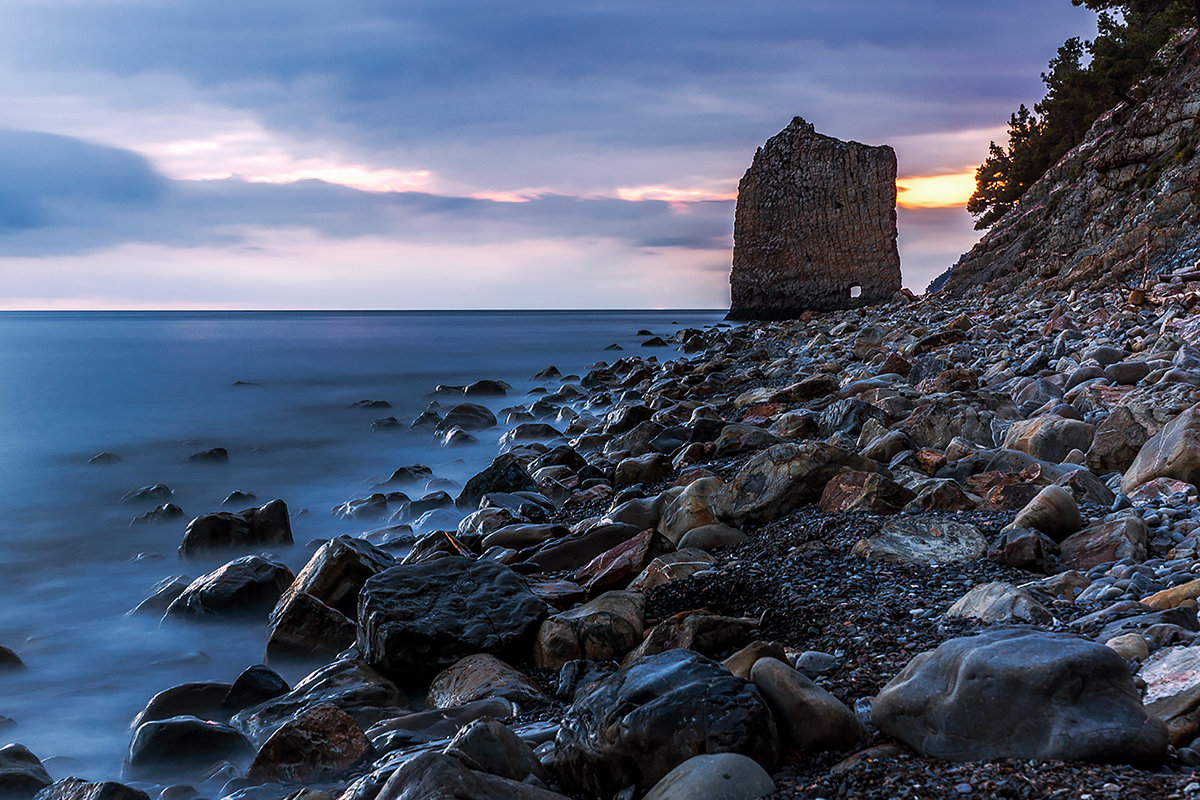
[0,744,52,800]
[33,780,149,800]
[371,416,403,432]
[434,403,497,433]
[427,654,547,713]
[749,657,863,754]
[186,447,229,463]
[120,485,172,504]
[455,454,539,511]
[223,666,289,713]
[222,491,257,507]
[0,646,24,671]
[872,628,1167,764]
[267,536,394,660]
[178,499,293,558]
[464,379,510,397]
[132,681,232,728]
[377,465,434,488]
[129,575,191,616]
[525,522,643,572]
[87,452,122,465]
[245,703,371,785]
[130,503,185,525]
[555,649,778,797]
[373,751,568,800]
[358,558,547,680]
[641,753,775,800]
[443,718,546,783]
[125,716,254,780]
[164,556,294,621]
[231,659,402,745]
[352,399,391,409]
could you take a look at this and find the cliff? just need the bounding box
[940,29,1200,295]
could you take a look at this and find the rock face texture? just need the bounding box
[940,30,1200,294]
[729,116,901,320]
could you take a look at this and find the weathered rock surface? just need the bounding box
[164,555,293,620]
[125,716,254,779]
[33,780,148,800]
[872,628,1167,764]
[373,751,568,800]
[245,703,370,784]
[178,500,292,558]
[357,557,548,679]
[427,654,546,712]
[555,649,778,797]
[729,116,900,319]
[853,517,987,564]
[533,590,644,669]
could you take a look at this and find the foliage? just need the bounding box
[967,0,1194,229]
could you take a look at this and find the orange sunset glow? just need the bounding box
[895,169,977,208]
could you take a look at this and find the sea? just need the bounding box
[0,309,725,783]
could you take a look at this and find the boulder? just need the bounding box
[455,455,538,511]
[443,718,546,783]
[723,641,789,680]
[125,716,254,780]
[132,681,231,728]
[853,517,987,564]
[628,549,717,593]
[1003,416,1095,464]
[372,751,568,800]
[749,657,863,753]
[555,650,778,797]
[245,703,370,784]
[944,582,1052,625]
[178,500,293,558]
[357,558,548,679]
[434,403,497,433]
[657,478,725,544]
[266,536,393,660]
[427,654,546,712]
[641,754,775,800]
[223,665,289,712]
[574,530,672,595]
[818,471,915,514]
[614,453,672,487]
[0,744,51,800]
[0,646,24,671]
[1122,402,1200,494]
[366,698,514,753]
[164,556,293,620]
[986,528,1058,572]
[1008,485,1082,541]
[720,443,879,526]
[677,523,747,551]
[534,591,645,670]
[625,610,760,663]
[231,659,402,745]
[525,522,642,572]
[872,628,1167,764]
[1088,405,1155,474]
[1058,513,1149,571]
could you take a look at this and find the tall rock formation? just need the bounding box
[728,117,901,320]
[940,30,1200,294]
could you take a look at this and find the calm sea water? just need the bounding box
[0,309,723,782]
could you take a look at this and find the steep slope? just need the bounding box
[940,29,1200,295]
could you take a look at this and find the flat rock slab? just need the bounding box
[357,557,548,680]
[853,517,986,564]
[873,628,1167,764]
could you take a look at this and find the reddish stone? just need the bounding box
[818,471,915,515]
[246,703,370,784]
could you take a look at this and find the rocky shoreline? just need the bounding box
[12,283,1200,799]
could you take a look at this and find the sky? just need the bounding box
[0,1,1100,310]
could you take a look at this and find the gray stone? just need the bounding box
[749,657,863,753]
[872,628,1167,764]
[944,582,1052,625]
[0,744,51,800]
[853,517,987,564]
[641,754,775,800]
[164,556,293,620]
[178,500,292,558]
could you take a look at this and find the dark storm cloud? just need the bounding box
[0,129,165,230]
[0,130,732,257]
[0,1,1096,184]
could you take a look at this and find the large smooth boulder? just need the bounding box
[853,517,987,564]
[443,718,546,783]
[455,455,539,511]
[266,536,394,660]
[245,703,371,784]
[164,556,293,620]
[125,716,254,780]
[373,751,569,800]
[1003,415,1095,464]
[641,753,775,800]
[1059,512,1149,571]
[357,557,548,679]
[943,582,1052,625]
[178,500,293,558]
[534,591,645,669]
[1008,485,1082,541]
[526,522,642,572]
[435,403,497,433]
[719,443,880,526]
[1122,403,1200,494]
[657,478,725,543]
[0,744,51,800]
[33,781,148,800]
[131,681,231,728]
[749,658,863,754]
[872,628,1167,764]
[555,649,778,797]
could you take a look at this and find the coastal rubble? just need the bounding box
[29,281,1200,797]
